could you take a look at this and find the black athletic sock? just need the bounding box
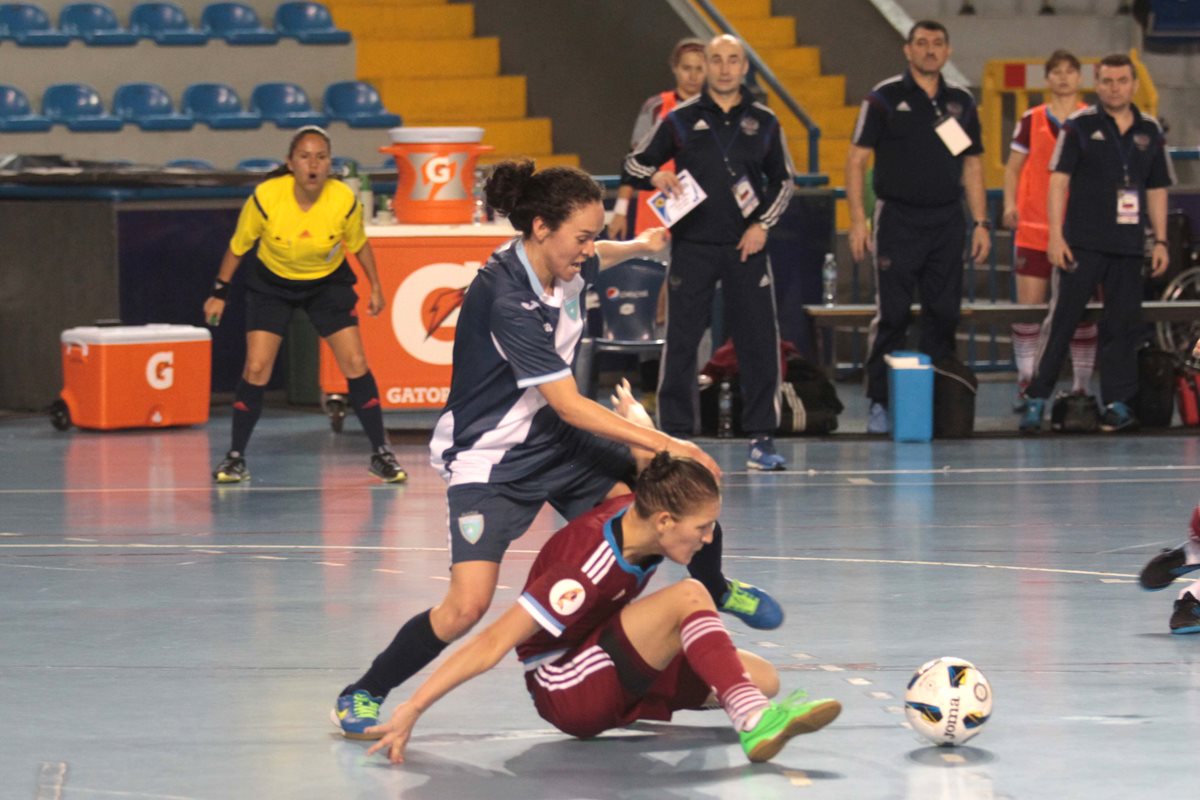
[346,371,387,451]
[341,608,448,699]
[230,380,266,455]
[687,520,728,603]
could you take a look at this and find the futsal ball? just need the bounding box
[904,656,992,746]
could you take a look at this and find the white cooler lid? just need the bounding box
[61,324,212,345]
[387,126,485,144]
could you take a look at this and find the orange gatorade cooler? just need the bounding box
[381,127,493,224]
[55,324,212,431]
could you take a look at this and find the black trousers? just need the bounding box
[1027,248,1143,405]
[865,200,967,405]
[657,238,781,436]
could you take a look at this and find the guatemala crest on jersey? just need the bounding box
[564,295,580,321]
[457,512,485,545]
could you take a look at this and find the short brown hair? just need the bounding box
[1044,49,1080,75]
[670,37,706,67]
[1096,53,1135,78]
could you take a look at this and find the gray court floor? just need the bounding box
[2,394,1198,800]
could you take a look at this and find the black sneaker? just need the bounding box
[369,449,408,483]
[1170,592,1200,634]
[213,451,249,483]
[1140,546,1200,590]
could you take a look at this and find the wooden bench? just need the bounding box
[803,301,1200,366]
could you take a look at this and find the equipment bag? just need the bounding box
[1134,345,1179,428]
[932,356,977,438]
[778,355,843,434]
[1177,372,1200,427]
[1050,392,1101,433]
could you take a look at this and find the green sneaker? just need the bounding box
[718,579,784,629]
[739,692,841,763]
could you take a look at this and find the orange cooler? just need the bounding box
[381,127,493,224]
[59,324,212,430]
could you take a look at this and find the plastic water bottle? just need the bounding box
[359,171,374,224]
[343,161,360,198]
[822,252,838,307]
[717,379,734,438]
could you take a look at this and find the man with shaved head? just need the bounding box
[624,34,795,471]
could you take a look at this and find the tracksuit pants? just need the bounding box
[657,238,781,437]
[1027,248,1143,405]
[865,200,967,405]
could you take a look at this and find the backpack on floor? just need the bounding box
[1134,345,1179,428]
[777,354,843,435]
[1051,392,1101,433]
[932,356,977,438]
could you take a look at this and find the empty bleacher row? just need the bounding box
[0,0,347,45]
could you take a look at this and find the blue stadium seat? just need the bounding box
[0,84,52,131]
[130,2,207,44]
[59,3,138,45]
[323,81,400,128]
[165,158,216,169]
[181,82,262,129]
[113,83,194,130]
[201,2,279,44]
[250,82,328,128]
[274,1,347,44]
[0,3,71,46]
[330,156,359,174]
[236,157,283,172]
[42,83,123,131]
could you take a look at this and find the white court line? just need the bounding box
[0,543,1140,579]
[722,476,1200,488]
[750,464,1200,477]
[56,788,200,800]
[1096,539,1178,555]
[0,562,93,572]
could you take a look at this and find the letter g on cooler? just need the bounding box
[145,351,174,390]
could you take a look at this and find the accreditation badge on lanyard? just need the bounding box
[1109,117,1141,225]
[732,175,760,218]
[934,114,971,156]
[712,110,760,217]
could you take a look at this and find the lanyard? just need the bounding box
[709,109,747,178]
[1103,115,1137,188]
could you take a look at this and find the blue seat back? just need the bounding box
[323,80,383,115]
[275,1,333,31]
[0,84,35,116]
[130,2,190,33]
[236,157,282,172]
[594,259,666,341]
[43,83,109,119]
[113,82,177,118]
[166,158,215,170]
[59,2,122,34]
[250,82,314,115]
[202,1,263,32]
[181,82,243,115]
[1,3,55,33]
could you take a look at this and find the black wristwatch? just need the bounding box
[973,219,993,231]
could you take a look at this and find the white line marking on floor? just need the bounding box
[35,761,66,800]
[0,562,92,572]
[754,641,782,648]
[1100,578,1137,584]
[887,706,905,715]
[253,555,286,561]
[783,769,812,787]
[64,537,96,543]
[194,550,225,555]
[373,568,403,574]
[315,561,344,567]
[57,788,201,800]
[791,653,813,660]
[819,664,844,672]
[737,464,1200,478]
[1096,540,1177,555]
[941,752,966,764]
[868,691,894,700]
[175,562,196,566]
[0,532,21,536]
[846,677,872,686]
[430,575,450,582]
[847,477,875,485]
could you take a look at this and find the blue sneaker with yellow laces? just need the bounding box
[331,690,384,740]
[719,579,784,630]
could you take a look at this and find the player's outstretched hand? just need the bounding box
[611,378,654,430]
[365,702,420,764]
[634,226,670,257]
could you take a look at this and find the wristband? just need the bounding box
[612,198,630,216]
[211,278,230,300]
[973,219,993,231]
[1153,240,1168,248]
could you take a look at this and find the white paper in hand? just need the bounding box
[647,170,707,227]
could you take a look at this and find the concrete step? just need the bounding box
[358,37,498,78]
[326,0,447,7]
[779,105,859,139]
[714,0,772,18]
[373,75,526,121]
[479,117,554,156]
[333,3,473,38]
[755,45,822,77]
[480,152,579,169]
[767,74,846,109]
[729,15,797,49]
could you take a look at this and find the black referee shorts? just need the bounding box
[244,259,359,338]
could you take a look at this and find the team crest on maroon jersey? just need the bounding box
[550,579,586,615]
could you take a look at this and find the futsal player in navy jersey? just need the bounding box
[333,160,784,738]
[364,453,839,764]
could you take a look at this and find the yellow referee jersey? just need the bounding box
[229,174,367,281]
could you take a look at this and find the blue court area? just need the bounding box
[2,402,1198,799]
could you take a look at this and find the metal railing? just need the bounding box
[663,0,823,178]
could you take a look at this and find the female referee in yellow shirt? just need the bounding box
[202,126,405,484]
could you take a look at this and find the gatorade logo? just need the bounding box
[146,351,174,390]
[391,261,484,365]
[406,153,469,201]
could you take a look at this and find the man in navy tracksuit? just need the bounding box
[1019,53,1174,433]
[846,20,992,434]
[624,34,794,471]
